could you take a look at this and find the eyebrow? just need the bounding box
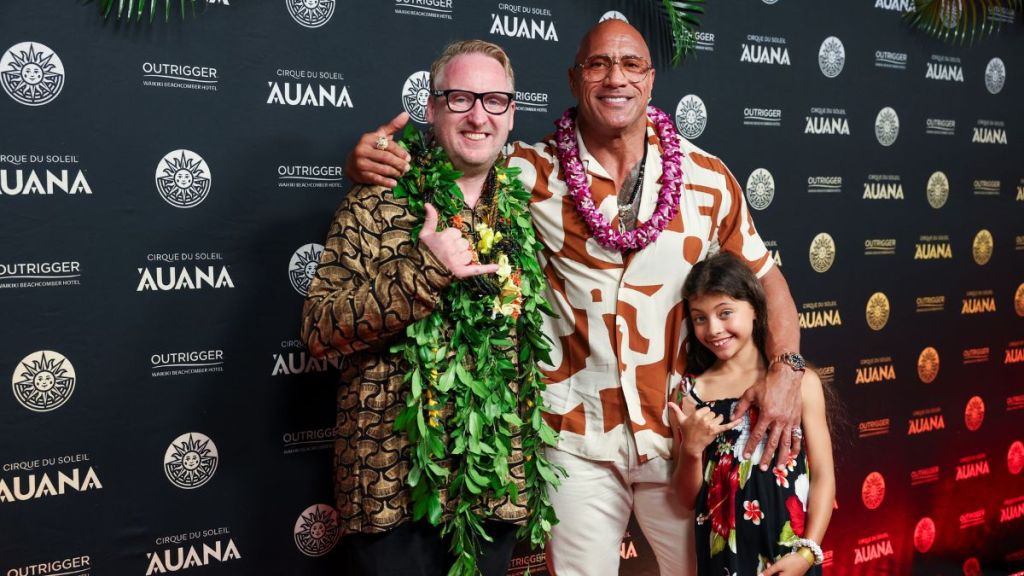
[585,53,646,60]
[689,301,736,314]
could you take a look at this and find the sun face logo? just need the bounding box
[865,292,890,331]
[985,57,1006,94]
[1015,283,1024,317]
[294,503,340,557]
[964,396,985,432]
[745,168,774,210]
[927,171,949,209]
[861,471,885,510]
[401,71,432,125]
[285,0,335,28]
[289,243,324,296]
[11,350,76,412]
[913,517,936,553]
[818,36,845,78]
[155,150,212,209]
[917,347,940,383]
[972,229,993,265]
[1008,441,1024,475]
[809,232,836,273]
[875,107,900,146]
[1,42,65,106]
[164,432,219,489]
[599,11,628,22]
[675,94,707,139]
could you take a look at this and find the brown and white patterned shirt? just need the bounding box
[508,120,773,463]
[301,184,529,535]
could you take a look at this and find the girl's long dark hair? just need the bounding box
[683,252,769,374]
[683,252,850,454]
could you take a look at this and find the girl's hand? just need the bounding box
[760,552,813,576]
[668,404,741,458]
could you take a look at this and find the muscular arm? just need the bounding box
[762,266,800,358]
[301,186,451,358]
[732,266,804,469]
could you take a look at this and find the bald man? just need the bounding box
[346,22,804,576]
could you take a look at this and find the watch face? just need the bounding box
[781,353,806,370]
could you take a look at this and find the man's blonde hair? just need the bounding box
[430,39,515,92]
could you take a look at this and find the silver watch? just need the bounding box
[771,352,806,372]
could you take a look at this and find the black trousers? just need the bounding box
[339,520,519,576]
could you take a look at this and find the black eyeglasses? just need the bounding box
[431,89,515,115]
[574,55,653,83]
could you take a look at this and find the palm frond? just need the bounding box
[905,0,1022,44]
[85,0,205,23]
[661,0,706,66]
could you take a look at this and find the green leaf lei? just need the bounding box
[391,125,562,576]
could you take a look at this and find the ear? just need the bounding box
[426,93,437,124]
[567,67,579,99]
[507,101,515,132]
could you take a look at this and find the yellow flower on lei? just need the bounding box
[475,223,503,255]
[495,253,513,282]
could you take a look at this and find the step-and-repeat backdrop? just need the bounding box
[2,1,1022,574]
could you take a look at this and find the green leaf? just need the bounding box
[536,461,558,484]
[501,413,524,427]
[416,410,427,438]
[411,368,423,398]
[778,521,796,545]
[469,412,482,439]
[538,424,559,446]
[463,474,482,495]
[728,528,737,553]
[427,493,443,525]
[739,459,753,489]
[407,464,421,487]
[710,532,725,556]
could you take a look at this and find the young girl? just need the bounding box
[669,252,835,576]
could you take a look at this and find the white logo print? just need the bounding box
[289,243,324,296]
[818,36,845,78]
[1,42,65,106]
[745,168,775,210]
[294,504,341,557]
[11,350,76,412]
[675,94,707,139]
[155,149,212,208]
[985,57,1005,94]
[286,0,335,28]
[164,432,219,489]
[599,11,628,23]
[402,71,431,124]
[875,107,900,146]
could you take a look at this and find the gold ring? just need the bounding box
[374,135,389,150]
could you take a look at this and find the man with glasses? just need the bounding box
[302,40,549,576]
[345,20,803,576]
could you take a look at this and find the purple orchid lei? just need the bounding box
[554,105,684,252]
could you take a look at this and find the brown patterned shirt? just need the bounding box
[301,184,529,535]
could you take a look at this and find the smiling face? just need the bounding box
[688,292,759,364]
[174,169,194,189]
[570,20,655,137]
[21,63,44,85]
[427,53,514,178]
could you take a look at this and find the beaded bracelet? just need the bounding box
[786,538,824,565]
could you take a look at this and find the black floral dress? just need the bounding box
[683,376,821,576]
